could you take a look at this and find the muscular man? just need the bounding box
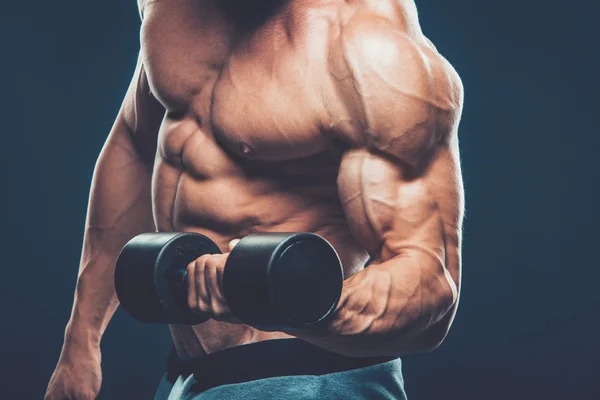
[46,0,464,398]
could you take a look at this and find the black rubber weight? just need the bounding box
[114,232,221,325]
[223,232,344,331]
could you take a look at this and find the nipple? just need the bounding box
[239,141,254,155]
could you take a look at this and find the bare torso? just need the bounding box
[137,0,461,358]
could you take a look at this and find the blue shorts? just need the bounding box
[154,338,407,400]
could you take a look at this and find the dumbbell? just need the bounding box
[114,232,344,331]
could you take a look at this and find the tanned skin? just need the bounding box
[46,0,463,398]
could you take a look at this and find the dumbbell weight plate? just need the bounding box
[114,232,221,325]
[223,232,344,331]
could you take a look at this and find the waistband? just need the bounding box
[167,338,397,393]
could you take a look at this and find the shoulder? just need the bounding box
[339,12,463,115]
[323,10,463,162]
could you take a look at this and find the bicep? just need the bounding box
[337,148,445,265]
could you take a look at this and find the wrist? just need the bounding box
[63,321,101,353]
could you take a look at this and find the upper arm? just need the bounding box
[329,14,464,290]
[320,14,464,345]
[82,11,164,241]
[108,0,164,162]
[86,55,164,237]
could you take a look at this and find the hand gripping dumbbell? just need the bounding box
[114,232,344,331]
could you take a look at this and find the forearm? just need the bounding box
[291,253,458,357]
[65,120,154,348]
[66,253,121,347]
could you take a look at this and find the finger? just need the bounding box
[187,261,197,313]
[203,256,216,308]
[196,256,210,314]
[206,255,227,318]
[206,255,230,320]
[229,239,241,251]
[214,254,226,297]
[205,257,218,314]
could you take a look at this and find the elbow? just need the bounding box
[414,328,449,353]
[416,285,458,353]
[434,267,459,327]
[411,316,453,354]
[412,278,458,353]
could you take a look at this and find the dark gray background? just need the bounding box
[2,1,598,399]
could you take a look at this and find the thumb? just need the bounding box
[229,239,241,251]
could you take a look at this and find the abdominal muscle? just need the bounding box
[151,117,369,358]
